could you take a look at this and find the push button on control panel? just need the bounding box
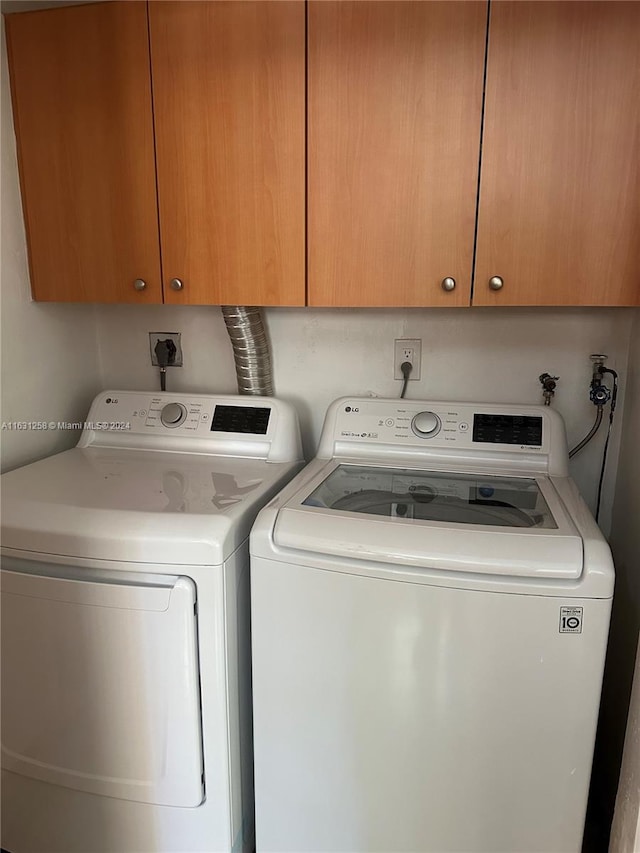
[160,402,187,428]
[411,411,442,439]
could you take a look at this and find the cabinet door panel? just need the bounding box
[150,0,305,307]
[308,1,486,307]
[6,2,162,303]
[475,2,640,307]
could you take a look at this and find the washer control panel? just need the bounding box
[322,398,556,460]
[333,400,484,449]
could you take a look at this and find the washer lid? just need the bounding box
[303,464,558,528]
[273,462,584,579]
[1,447,300,565]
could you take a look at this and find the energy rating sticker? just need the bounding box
[559,606,583,634]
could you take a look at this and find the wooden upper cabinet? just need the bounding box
[149,0,305,306]
[8,0,636,309]
[307,1,487,308]
[6,2,162,303]
[475,1,640,307]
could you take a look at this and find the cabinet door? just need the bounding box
[149,1,305,306]
[475,2,640,307]
[6,2,162,303]
[308,1,486,308]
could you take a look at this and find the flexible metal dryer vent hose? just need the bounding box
[221,306,274,396]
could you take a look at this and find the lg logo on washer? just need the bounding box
[344,406,360,413]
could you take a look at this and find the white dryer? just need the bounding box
[1,390,302,853]
[250,397,614,853]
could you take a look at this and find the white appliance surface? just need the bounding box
[2,566,202,807]
[250,397,615,853]
[1,390,303,853]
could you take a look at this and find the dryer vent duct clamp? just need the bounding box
[222,307,273,396]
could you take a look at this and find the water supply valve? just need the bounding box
[539,373,559,406]
[590,384,611,406]
[589,353,611,407]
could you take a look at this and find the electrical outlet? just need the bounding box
[394,338,421,381]
[149,332,183,367]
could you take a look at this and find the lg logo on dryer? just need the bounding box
[344,406,360,413]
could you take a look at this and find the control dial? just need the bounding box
[411,411,441,439]
[160,402,187,428]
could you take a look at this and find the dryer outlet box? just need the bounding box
[149,333,183,367]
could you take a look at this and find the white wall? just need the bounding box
[95,303,634,532]
[608,313,640,852]
[0,20,100,472]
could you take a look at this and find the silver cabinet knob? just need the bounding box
[411,411,442,438]
[133,279,147,291]
[160,402,187,428]
[489,276,504,291]
[441,277,456,292]
[170,278,184,292]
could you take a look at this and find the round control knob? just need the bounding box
[160,402,187,428]
[411,411,441,438]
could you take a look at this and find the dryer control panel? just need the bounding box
[318,398,569,476]
[77,391,302,462]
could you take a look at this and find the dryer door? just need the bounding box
[1,562,203,807]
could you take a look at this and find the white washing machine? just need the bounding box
[250,397,614,853]
[1,390,302,853]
